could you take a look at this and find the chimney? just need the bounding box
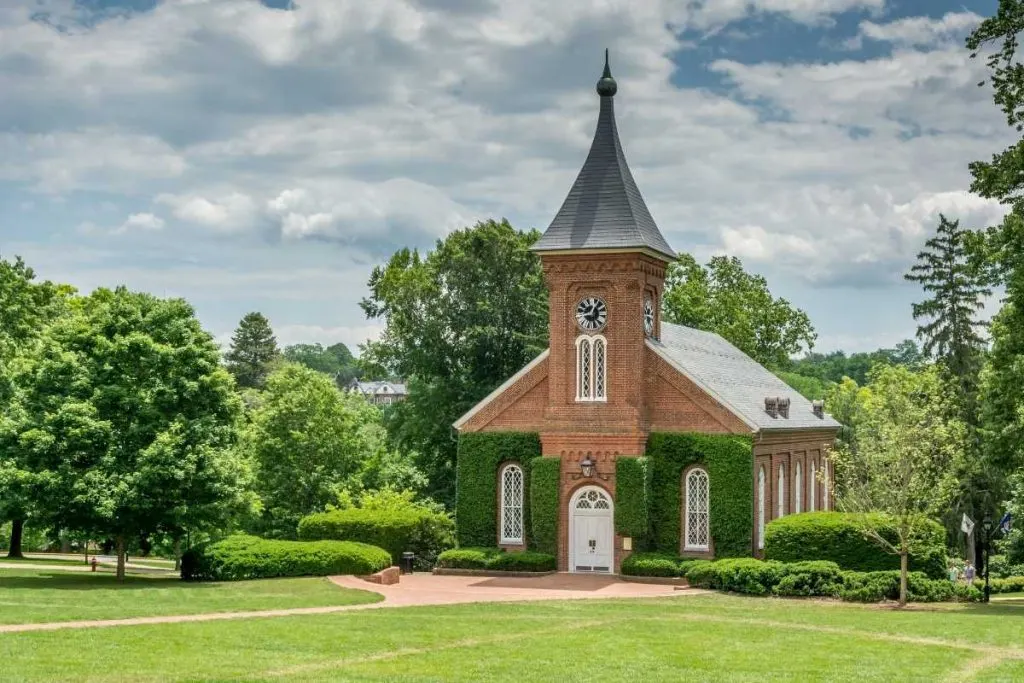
[764,397,778,418]
[778,397,790,419]
[812,400,825,418]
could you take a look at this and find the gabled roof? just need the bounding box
[648,322,842,431]
[532,51,676,261]
[351,380,408,395]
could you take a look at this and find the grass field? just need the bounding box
[0,555,91,567]
[1,569,1024,682]
[0,568,379,624]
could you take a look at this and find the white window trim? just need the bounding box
[684,467,710,552]
[498,463,524,544]
[757,465,766,550]
[575,334,608,403]
[777,463,786,518]
[809,460,817,512]
[794,461,802,514]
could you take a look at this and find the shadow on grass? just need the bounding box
[0,572,209,592]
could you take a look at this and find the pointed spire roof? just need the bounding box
[533,50,676,261]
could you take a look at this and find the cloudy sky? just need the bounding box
[0,0,1010,354]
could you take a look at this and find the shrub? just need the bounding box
[988,555,1024,579]
[686,558,784,595]
[973,575,1024,594]
[435,547,556,572]
[181,534,391,581]
[764,512,947,579]
[298,507,454,571]
[621,553,682,578]
[455,432,540,547]
[647,433,754,558]
[530,457,560,555]
[772,561,844,597]
[678,559,711,578]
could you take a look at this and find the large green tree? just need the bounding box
[662,254,816,368]
[224,312,280,389]
[282,342,358,386]
[11,287,249,580]
[243,363,423,538]
[789,341,922,387]
[360,219,548,505]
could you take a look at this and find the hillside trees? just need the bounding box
[224,312,280,389]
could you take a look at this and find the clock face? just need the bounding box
[575,297,608,331]
[644,295,655,336]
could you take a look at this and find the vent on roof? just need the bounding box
[778,397,790,419]
[811,400,825,419]
[764,397,778,418]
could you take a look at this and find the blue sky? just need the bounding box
[0,0,1009,354]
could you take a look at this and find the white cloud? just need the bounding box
[155,192,258,232]
[114,213,165,234]
[858,11,982,48]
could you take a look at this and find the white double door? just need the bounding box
[570,486,614,573]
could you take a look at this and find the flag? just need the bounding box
[1000,512,1013,535]
[961,513,975,536]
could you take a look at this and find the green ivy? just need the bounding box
[455,432,541,547]
[615,457,649,543]
[646,432,754,558]
[529,457,560,555]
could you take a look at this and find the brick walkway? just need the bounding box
[0,573,696,634]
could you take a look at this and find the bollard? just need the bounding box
[90,557,98,572]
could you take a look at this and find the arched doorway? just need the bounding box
[569,486,614,573]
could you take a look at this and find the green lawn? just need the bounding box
[2,591,1024,682]
[0,568,379,624]
[0,555,90,567]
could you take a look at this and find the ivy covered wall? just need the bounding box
[455,432,541,547]
[529,457,560,554]
[646,432,754,558]
[614,457,650,545]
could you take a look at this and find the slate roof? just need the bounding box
[350,380,408,396]
[532,54,676,261]
[649,322,841,431]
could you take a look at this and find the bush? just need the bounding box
[298,507,454,571]
[988,554,1024,579]
[764,512,947,579]
[621,553,683,578]
[435,547,556,572]
[686,558,784,595]
[974,575,1024,594]
[772,561,844,597]
[530,457,560,555]
[181,534,391,581]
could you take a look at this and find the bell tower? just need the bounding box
[532,50,677,456]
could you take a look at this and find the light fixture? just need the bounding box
[571,455,610,481]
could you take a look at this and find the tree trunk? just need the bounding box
[899,552,909,607]
[84,540,90,565]
[173,538,182,572]
[116,535,126,582]
[7,519,25,558]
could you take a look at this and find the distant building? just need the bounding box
[348,380,408,406]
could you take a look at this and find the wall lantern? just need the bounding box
[571,455,610,481]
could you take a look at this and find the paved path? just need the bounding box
[0,573,696,634]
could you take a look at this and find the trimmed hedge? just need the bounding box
[297,508,454,571]
[456,432,541,547]
[973,575,1024,594]
[181,534,391,581]
[764,512,947,579]
[615,457,649,542]
[436,547,556,572]
[621,552,684,577]
[530,457,560,555]
[647,432,754,558]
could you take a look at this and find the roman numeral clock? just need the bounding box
[575,297,607,331]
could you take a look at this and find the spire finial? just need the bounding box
[596,48,617,97]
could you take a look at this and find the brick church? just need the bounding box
[454,53,840,574]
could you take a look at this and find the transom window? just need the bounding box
[777,463,786,518]
[499,464,524,544]
[575,488,612,510]
[684,468,710,551]
[794,461,803,514]
[757,465,766,550]
[576,335,607,402]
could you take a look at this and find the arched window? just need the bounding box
[809,460,817,512]
[684,468,710,551]
[499,464,524,544]
[794,461,803,514]
[575,335,607,402]
[757,465,766,550]
[777,463,786,518]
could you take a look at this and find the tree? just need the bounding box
[831,365,965,606]
[662,254,816,368]
[282,342,359,386]
[243,363,423,538]
[360,219,548,504]
[224,312,280,389]
[789,341,922,386]
[0,254,69,558]
[11,287,248,580]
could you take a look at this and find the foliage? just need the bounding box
[9,287,250,579]
[454,432,540,547]
[620,552,687,577]
[282,342,359,387]
[764,512,946,579]
[297,506,454,571]
[614,457,648,542]
[646,432,753,558]
[662,254,816,368]
[831,364,966,604]
[790,340,923,387]
[772,370,831,401]
[435,547,556,572]
[974,574,1024,593]
[242,363,423,539]
[529,457,560,555]
[223,312,280,389]
[181,534,391,581]
[686,558,784,595]
[360,220,548,505]
[988,554,1024,578]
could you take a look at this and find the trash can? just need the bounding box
[401,551,415,574]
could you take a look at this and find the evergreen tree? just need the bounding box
[904,214,991,402]
[224,312,280,389]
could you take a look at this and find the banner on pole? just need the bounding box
[961,513,975,536]
[1000,512,1013,535]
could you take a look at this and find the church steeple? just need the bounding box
[533,50,676,261]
